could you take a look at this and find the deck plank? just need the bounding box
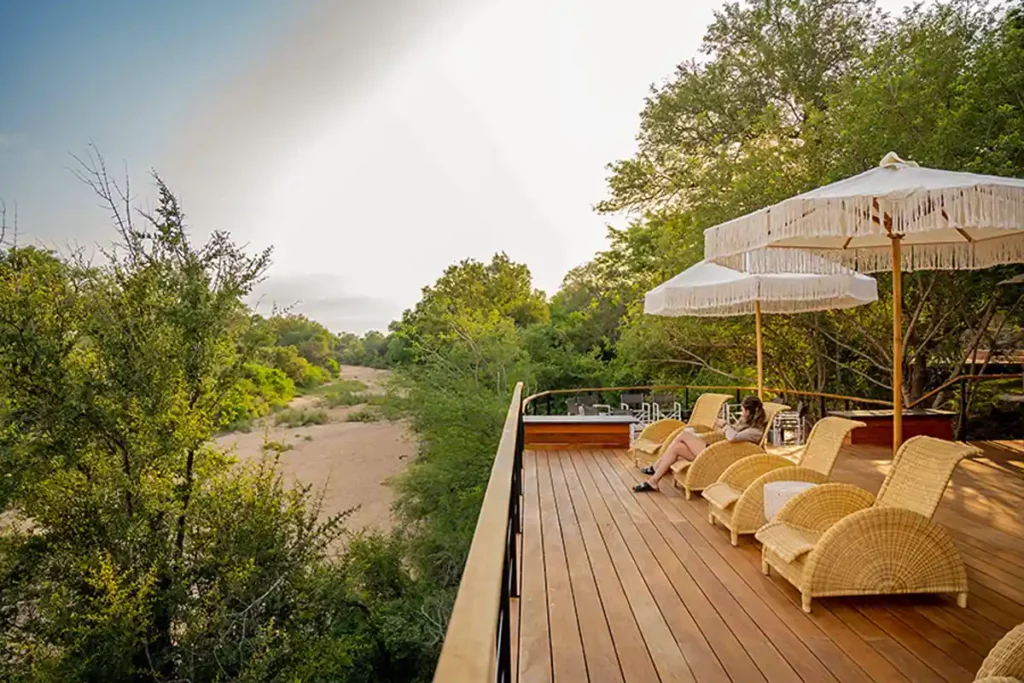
[853,606,974,682]
[565,452,697,683]
[572,451,736,683]
[519,451,553,683]
[537,452,589,681]
[585,451,798,683]
[546,451,624,683]
[887,606,985,672]
[513,443,1024,682]
[585,451,784,683]
[555,452,660,683]
[830,605,946,683]
[602,450,871,683]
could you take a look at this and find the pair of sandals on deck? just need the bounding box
[634,467,659,492]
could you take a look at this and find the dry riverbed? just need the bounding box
[215,365,415,537]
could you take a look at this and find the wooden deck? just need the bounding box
[514,442,1024,683]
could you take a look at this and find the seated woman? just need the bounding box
[633,395,767,493]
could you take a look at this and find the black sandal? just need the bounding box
[633,482,657,493]
[640,466,655,476]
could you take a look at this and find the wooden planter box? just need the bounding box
[523,415,637,450]
[827,408,956,447]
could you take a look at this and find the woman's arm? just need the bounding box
[724,425,762,444]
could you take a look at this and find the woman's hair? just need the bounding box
[740,395,767,431]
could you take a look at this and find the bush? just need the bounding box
[270,345,331,390]
[274,408,329,428]
[321,390,365,408]
[219,362,295,431]
[322,357,340,376]
[317,379,370,408]
[346,408,379,423]
[335,379,368,392]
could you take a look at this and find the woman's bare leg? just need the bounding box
[646,436,699,486]
[679,431,708,458]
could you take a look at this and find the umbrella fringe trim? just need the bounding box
[704,185,1024,272]
[645,275,878,317]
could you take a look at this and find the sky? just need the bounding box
[1,0,917,333]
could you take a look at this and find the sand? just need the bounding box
[215,365,415,537]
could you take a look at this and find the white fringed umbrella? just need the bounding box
[703,152,1024,450]
[644,254,878,399]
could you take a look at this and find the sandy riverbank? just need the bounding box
[216,365,415,536]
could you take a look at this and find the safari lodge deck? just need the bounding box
[433,385,1024,683]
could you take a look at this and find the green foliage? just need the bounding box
[392,253,548,359]
[219,362,295,431]
[0,175,440,681]
[7,4,1024,680]
[274,408,330,428]
[336,379,369,392]
[321,391,366,408]
[264,314,335,366]
[317,379,371,408]
[346,408,380,423]
[336,330,395,368]
[270,344,332,390]
[597,0,1024,401]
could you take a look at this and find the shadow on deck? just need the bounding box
[514,443,1024,683]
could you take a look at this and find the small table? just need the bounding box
[763,481,817,520]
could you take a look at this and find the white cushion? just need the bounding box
[763,481,818,521]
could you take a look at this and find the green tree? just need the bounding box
[598,0,1024,402]
[265,314,336,367]
[394,253,548,356]
[0,174,405,681]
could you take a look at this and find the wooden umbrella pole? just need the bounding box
[755,300,764,401]
[891,236,903,453]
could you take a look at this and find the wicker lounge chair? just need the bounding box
[630,393,731,467]
[670,401,790,499]
[756,436,979,613]
[702,416,865,545]
[975,622,1024,681]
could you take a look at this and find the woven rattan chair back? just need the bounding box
[796,417,866,474]
[689,393,732,427]
[975,621,1024,680]
[876,436,978,519]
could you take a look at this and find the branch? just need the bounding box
[846,314,892,364]
[810,321,891,377]
[646,357,747,382]
[902,273,937,350]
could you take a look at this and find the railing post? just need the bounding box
[684,388,690,412]
[735,388,741,403]
[514,408,523,537]
[546,394,552,416]
[498,550,512,681]
[819,395,827,419]
[845,399,851,411]
[957,378,968,441]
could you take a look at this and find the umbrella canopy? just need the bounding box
[645,257,878,317]
[705,152,1024,273]
[644,255,877,398]
[702,152,1024,452]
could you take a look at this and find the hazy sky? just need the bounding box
[1,0,916,333]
